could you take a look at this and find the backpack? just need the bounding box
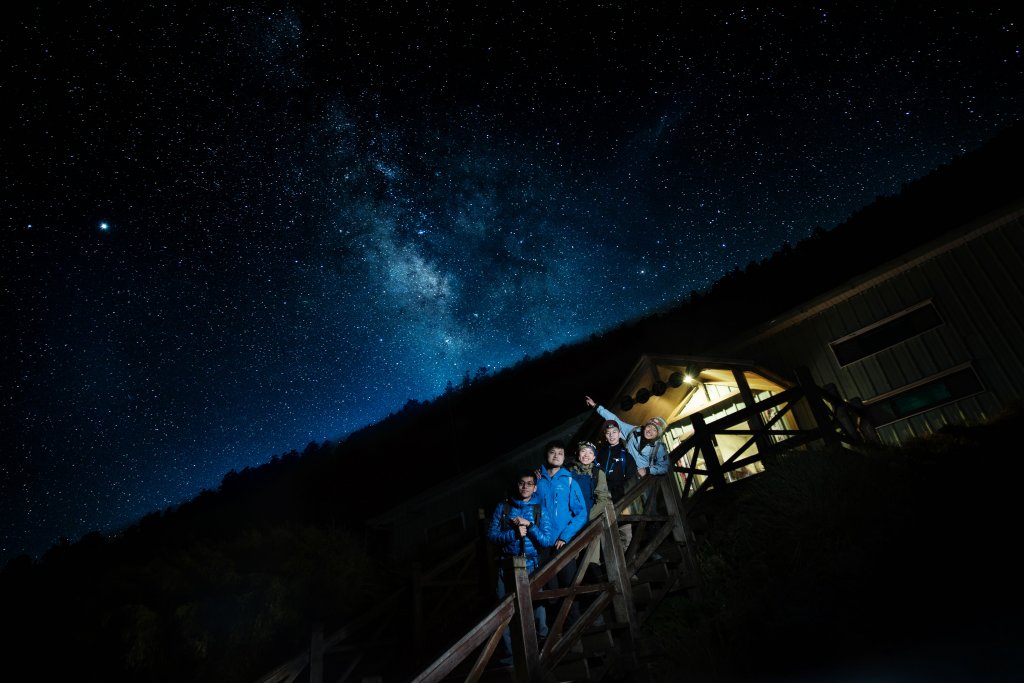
[571,467,600,507]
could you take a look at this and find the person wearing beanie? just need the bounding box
[584,396,670,477]
[567,440,613,622]
[568,441,613,521]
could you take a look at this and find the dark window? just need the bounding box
[865,365,983,426]
[830,302,943,366]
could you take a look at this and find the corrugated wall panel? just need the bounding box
[729,213,1024,446]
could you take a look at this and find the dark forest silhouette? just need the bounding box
[2,118,1023,681]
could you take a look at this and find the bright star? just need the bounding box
[99,222,109,231]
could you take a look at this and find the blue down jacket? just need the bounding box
[487,496,551,558]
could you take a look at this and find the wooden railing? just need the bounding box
[668,366,870,511]
[411,474,699,683]
[255,540,488,683]
[259,366,869,683]
[409,367,872,682]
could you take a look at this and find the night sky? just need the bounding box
[3,4,1021,564]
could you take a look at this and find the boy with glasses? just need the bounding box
[487,470,550,665]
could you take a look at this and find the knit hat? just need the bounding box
[645,416,667,438]
[577,441,597,457]
[601,419,620,432]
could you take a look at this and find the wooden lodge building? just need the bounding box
[258,127,1024,678]
[368,198,1024,565]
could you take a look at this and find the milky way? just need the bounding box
[2,3,1022,563]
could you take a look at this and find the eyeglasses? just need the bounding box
[517,481,536,487]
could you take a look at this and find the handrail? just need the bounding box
[663,379,865,509]
[255,536,486,683]
[262,367,867,682]
[409,598,515,683]
[411,476,693,683]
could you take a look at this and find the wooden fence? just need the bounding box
[257,366,869,682]
[410,473,698,683]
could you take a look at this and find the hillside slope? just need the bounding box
[2,118,1023,682]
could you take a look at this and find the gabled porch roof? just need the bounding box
[606,354,794,427]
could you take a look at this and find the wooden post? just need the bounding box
[478,508,493,600]
[309,622,323,683]
[795,366,841,449]
[733,368,774,469]
[658,476,701,599]
[601,503,638,662]
[691,413,725,490]
[412,561,424,659]
[510,556,542,683]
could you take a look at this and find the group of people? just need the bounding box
[485,396,671,664]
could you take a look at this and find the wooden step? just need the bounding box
[634,562,670,583]
[581,627,614,654]
[477,665,514,683]
[551,655,589,681]
[630,582,653,605]
[656,541,685,563]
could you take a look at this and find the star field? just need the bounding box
[2,3,1022,563]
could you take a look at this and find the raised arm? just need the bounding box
[594,403,638,436]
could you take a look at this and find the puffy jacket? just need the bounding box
[487,496,550,558]
[534,466,587,543]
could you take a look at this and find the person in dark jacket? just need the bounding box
[487,470,551,665]
[596,419,639,502]
[596,418,639,550]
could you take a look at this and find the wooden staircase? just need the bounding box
[408,369,869,682]
[410,474,701,683]
[255,367,866,682]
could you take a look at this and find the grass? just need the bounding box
[638,408,1024,683]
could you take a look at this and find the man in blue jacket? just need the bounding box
[487,470,551,665]
[534,439,587,630]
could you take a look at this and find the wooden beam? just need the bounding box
[511,555,543,682]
